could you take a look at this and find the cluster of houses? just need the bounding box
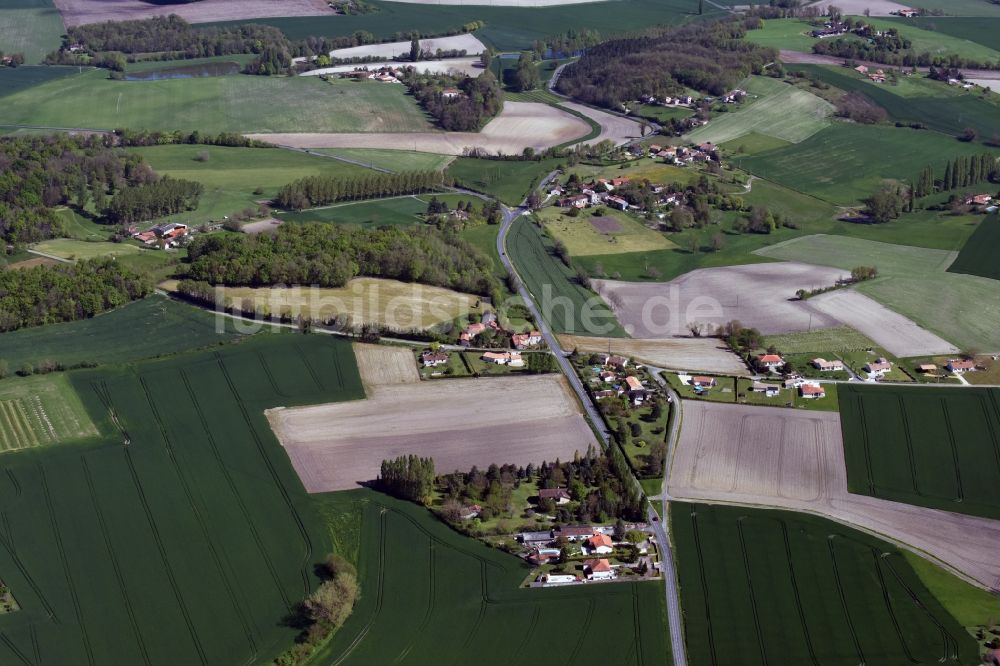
[854,65,888,84]
[132,222,190,249]
[588,354,650,406]
[965,194,996,211]
[638,89,744,108]
[518,521,653,584]
[644,142,719,166]
[338,66,402,83]
[555,176,635,211]
[756,354,829,399]
[891,7,920,17]
[457,313,544,350]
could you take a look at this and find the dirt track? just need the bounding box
[53,0,333,26]
[556,334,749,376]
[247,102,590,155]
[669,401,1000,590]
[268,374,596,492]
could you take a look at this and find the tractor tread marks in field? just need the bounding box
[29,625,40,665]
[392,536,435,664]
[511,607,540,662]
[631,582,645,666]
[0,631,33,666]
[293,343,325,392]
[735,516,769,666]
[565,598,596,665]
[122,447,208,665]
[880,555,961,662]
[980,391,1000,476]
[6,469,22,498]
[826,536,865,665]
[854,397,878,496]
[896,395,922,495]
[779,522,819,666]
[938,398,965,503]
[869,550,921,664]
[0,511,56,621]
[255,351,286,397]
[138,374,261,659]
[80,457,152,666]
[688,510,719,666]
[180,368,291,613]
[38,465,96,664]
[215,354,316,598]
[330,509,388,666]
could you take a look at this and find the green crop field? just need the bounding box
[0,69,431,133]
[508,218,624,336]
[720,130,792,155]
[277,194,469,227]
[0,295,249,370]
[315,489,670,665]
[0,0,64,64]
[838,384,1000,520]
[788,65,1000,144]
[948,213,1000,281]
[744,18,839,52]
[672,502,980,666]
[757,233,1000,351]
[887,16,1000,50]
[741,122,993,205]
[0,334,364,665]
[907,0,1000,17]
[0,66,79,100]
[862,17,1000,62]
[312,148,455,173]
[763,326,880,354]
[448,157,563,206]
[211,0,716,52]
[686,76,834,145]
[0,374,98,451]
[133,144,377,223]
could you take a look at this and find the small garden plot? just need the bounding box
[0,375,98,451]
[540,207,674,257]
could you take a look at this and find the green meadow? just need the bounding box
[448,157,564,206]
[0,0,64,64]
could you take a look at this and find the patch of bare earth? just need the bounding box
[326,34,486,60]
[558,101,644,147]
[53,0,333,27]
[353,343,420,388]
[268,374,596,492]
[803,0,910,17]
[588,216,622,234]
[240,218,283,235]
[557,334,748,376]
[592,262,849,338]
[246,102,590,156]
[669,401,1000,589]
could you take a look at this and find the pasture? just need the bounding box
[31,238,143,260]
[0,69,431,134]
[214,278,487,331]
[539,207,675,257]
[557,334,748,375]
[948,213,1000,281]
[888,16,1000,50]
[741,122,993,205]
[862,17,1000,62]
[448,157,563,205]
[0,295,247,369]
[762,326,880,354]
[0,0,64,64]
[311,148,454,173]
[507,219,625,337]
[314,489,670,665]
[839,384,1000,520]
[277,194,467,226]
[0,374,98,451]
[686,76,833,145]
[672,502,979,666]
[268,374,596,492]
[0,66,78,99]
[0,334,365,665]
[757,234,1000,352]
[669,400,1000,590]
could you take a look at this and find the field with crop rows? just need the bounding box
[839,384,1000,520]
[311,148,454,173]
[0,334,363,665]
[447,157,562,205]
[508,219,624,336]
[672,502,978,666]
[948,213,1000,281]
[315,489,670,665]
[0,0,64,64]
[277,194,469,227]
[0,375,98,451]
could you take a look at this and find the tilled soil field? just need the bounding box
[353,343,420,388]
[268,374,595,492]
[669,400,1000,589]
[556,334,748,375]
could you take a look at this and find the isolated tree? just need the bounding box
[513,51,540,92]
[959,127,978,143]
[409,36,421,62]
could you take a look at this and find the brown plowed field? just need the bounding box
[269,374,596,492]
[353,343,419,388]
[556,334,748,375]
[669,400,1000,589]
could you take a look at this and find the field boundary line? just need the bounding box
[870,550,921,664]
[80,457,152,666]
[38,465,96,664]
[826,536,865,665]
[736,516,769,666]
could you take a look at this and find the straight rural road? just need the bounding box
[496,200,689,666]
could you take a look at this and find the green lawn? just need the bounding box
[55,207,113,241]
[903,550,1000,628]
[0,295,249,369]
[310,148,454,173]
[673,502,980,666]
[277,194,469,227]
[0,65,79,100]
[948,213,1000,281]
[508,218,624,336]
[0,334,365,665]
[31,238,143,260]
[447,157,563,206]
[757,233,1000,351]
[741,122,995,205]
[133,144,377,223]
[631,104,693,124]
[839,383,1000,520]
[686,75,834,145]
[539,206,675,257]
[720,131,793,155]
[0,69,431,133]
[311,489,670,665]
[0,0,64,64]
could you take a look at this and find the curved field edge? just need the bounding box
[671,502,980,666]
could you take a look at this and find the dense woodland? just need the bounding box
[275,170,444,209]
[0,135,186,246]
[185,223,501,298]
[0,259,151,332]
[402,71,504,131]
[556,18,776,109]
[105,177,202,225]
[379,455,436,504]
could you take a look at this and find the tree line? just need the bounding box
[379,455,435,504]
[112,128,271,148]
[0,259,151,332]
[105,177,202,225]
[401,70,504,132]
[555,17,776,109]
[275,170,444,210]
[185,223,501,299]
[914,153,998,198]
[813,28,1000,70]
